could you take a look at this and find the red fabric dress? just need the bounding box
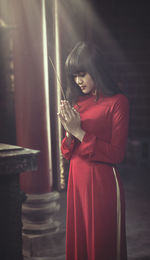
[61,93,129,260]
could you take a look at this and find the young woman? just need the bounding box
[58,41,129,260]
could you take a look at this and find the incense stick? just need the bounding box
[48,56,79,109]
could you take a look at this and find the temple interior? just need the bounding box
[0,0,150,259]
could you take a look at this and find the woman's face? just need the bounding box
[73,72,96,94]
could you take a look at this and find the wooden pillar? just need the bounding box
[46,0,66,191]
[11,0,65,258]
[12,0,53,194]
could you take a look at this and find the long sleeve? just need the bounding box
[78,95,129,164]
[61,133,76,160]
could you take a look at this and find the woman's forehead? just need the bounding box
[72,71,86,76]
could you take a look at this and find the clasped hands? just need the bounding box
[57,100,85,142]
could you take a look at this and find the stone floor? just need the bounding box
[120,165,150,260]
[25,163,150,260]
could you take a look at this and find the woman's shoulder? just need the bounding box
[109,93,129,114]
[108,93,129,105]
[74,93,129,109]
[96,93,129,111]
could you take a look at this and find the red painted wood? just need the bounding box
[12,0,53,193]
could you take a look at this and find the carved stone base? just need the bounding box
[22,192,65,259]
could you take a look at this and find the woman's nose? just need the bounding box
[76,76,83,85]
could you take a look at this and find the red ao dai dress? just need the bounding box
[61,93,129,260]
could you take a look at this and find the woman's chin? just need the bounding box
[81,89,91,94]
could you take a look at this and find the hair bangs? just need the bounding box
[66,53,88,77]
[65,42,93,76]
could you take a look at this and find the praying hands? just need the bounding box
[57,100,85,142]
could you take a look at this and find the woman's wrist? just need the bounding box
[65,131,73,147]
[73,129,85,142]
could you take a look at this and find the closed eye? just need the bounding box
[73,72,86,78]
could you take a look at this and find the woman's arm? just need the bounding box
[61,132,76,160]
[77,95,129,164]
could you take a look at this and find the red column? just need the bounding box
[12,0,53,193]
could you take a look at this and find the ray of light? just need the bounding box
[42,0,53,187]
[54,0,66,189]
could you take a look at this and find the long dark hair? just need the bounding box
[65,41,123,104]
